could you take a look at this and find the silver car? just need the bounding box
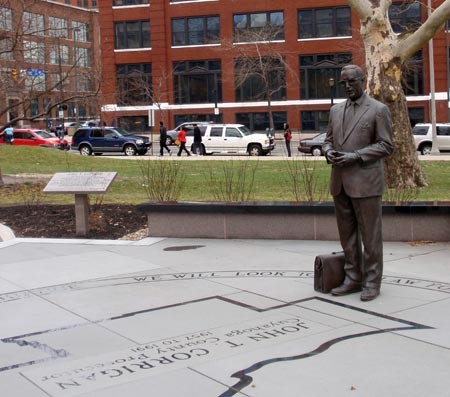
[166,122,211,146]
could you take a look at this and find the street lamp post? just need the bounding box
[329,77,335,107]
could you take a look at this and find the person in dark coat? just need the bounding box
[159,121,172,156]
[322,64,393,302]
[193,124,203,156]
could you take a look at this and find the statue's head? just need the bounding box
[340,65,364,101]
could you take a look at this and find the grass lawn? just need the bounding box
[0,146,449,205]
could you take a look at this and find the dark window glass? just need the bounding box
[114,20,150,49]
[173,60,222,104]
[234,11,284,41]
[300,110,330,132]
[235,57,286,102]
[298,7,351,39]
[171,16,219,46]
[408,107,424,127]
[437,126,450,136]
[402,50,423,95]
[236,112,287,131]
[116,63,152,105]
[118,116,149,132]
[299,53,351,99]
[389,2,421,33]
[113,0,148,5]
[210,127,223,137]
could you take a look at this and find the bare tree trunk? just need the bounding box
[367,59,428,188]
[354,0,428,188]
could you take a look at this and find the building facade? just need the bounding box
[99,0,450,133]
[53,0,98,9]
[0,1,100,129]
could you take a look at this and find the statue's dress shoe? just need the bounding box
[331,279,362,296]
[360,288,380,301]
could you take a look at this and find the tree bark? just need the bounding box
[348,0,450,188]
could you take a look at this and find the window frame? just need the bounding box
[114,20,150,49]
[233,11,284,42]
[116,63,152,106]
[298,7,351,39]
[299,53,352,100]
[171,15,220,46]
[173,60,222,104]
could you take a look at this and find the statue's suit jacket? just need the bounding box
[323,93,393,198]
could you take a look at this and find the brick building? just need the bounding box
[53,0,98,9]
[98,0,450,133]
[0,1,100,129]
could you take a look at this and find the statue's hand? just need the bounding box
[325,150,339,163]
[332,151,360,167]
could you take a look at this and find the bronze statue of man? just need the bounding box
[322,64,393,301]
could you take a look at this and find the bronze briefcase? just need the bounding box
[314,251,346,293]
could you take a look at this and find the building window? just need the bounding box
[0,7,13,31]
[118,116,149,132]
[30,98,39,117]
[389,2,421,34]
[235,57,286,102]
[74,47,91,67]
[403,50,423,95]
[77,74,92,92]
[49,17,68,38]
[0,38,13,60]
[114,0,149,5]
[408,107,424,126]
[234,11,284,41]
[116,63,152,106]
[24,41,45,63]
[301,110,330,132]
[25,74,46,92]
[300,53,351,99]
[173,60,222,104]
[236,112,287,131]
[72,22,89,42]
[298,7,351,39]
[114,20,150,49]
[23,12,45,36]
[172,16,219,46]
[50,45,69,64]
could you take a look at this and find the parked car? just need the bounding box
[166,121,211,146]
[298,132,327,156]
[0,128,69,149]
[71,126,151,156]
[183,123,275,156]
[412,123,450,155]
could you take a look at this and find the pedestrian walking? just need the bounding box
[284,123,292,157]
[177,126,191,156]
[159,121,172,156]
[192,123,203,156]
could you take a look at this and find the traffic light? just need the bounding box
[11,69,18,79]
[57,104,68,111]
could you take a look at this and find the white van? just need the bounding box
[413,123,450,155]
[185,124,275,156]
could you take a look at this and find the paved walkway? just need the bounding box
[0,237,449,396]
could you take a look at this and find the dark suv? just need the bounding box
[71,127,151,156]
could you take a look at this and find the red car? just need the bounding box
[1,128,69,149]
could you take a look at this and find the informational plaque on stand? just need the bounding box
[44,172,117,237]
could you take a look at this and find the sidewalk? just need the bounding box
[0,236,449,396]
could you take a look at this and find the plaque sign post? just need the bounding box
[44,172,117,237]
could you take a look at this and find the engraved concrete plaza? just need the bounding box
[0,236,449,396]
